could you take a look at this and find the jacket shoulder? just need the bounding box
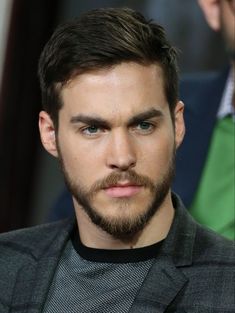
[179,224,235,311]
[179,69,228,111]
[0,219,74,310]
[180,70,224,93]
[0,218,74,262]
[193,224,235,264]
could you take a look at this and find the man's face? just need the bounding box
[220,0,235,56]
[53,62,184,239]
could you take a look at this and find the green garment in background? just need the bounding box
[190,116,235,240]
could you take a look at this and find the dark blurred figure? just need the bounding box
[173,0,235,240]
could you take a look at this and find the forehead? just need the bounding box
[60,62,168,119]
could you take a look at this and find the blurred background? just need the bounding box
[0,0,228,233]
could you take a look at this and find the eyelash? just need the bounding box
[134,121,155,133]
[80,125,104,136]
[79,121,156,137]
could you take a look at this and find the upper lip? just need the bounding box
[105,181,141,188]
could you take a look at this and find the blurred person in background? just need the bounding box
[173,0,235,240]
[0,8,234,312]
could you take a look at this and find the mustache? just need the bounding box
[88,170,156,194]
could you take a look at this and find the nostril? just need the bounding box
[109,159,136,171]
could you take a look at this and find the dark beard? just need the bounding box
[58,147,175,240]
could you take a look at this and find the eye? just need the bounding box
[134,121,155,133]
[81,125,101,136]
[138,121,152,130]
[86,126,98,133]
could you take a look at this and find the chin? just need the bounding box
[86,198,158,239]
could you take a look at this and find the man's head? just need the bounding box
[198,0,235,59]
[38,7,179,130]
[38,8,185,240]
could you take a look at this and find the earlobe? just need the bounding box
[174,101,185,149]
[39,111,58,157]
[198,0,221,31]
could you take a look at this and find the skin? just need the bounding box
[198,0,234,32]
[39,62,185,249]
[198,0,235,76]
[219,0,235,56]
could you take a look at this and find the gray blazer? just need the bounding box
[0,195,234,313]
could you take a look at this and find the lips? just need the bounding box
[104,182,142,198]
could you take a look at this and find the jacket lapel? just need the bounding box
[129,256,188,313]
[130,194,196,313]
[9,218,75,313]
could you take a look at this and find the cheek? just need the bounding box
[57,133,105,183]
[137,132,174,176]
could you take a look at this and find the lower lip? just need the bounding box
[104,186,142,198]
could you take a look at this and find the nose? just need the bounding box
[106,129,137,171]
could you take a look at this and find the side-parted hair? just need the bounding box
[38,7,179,130]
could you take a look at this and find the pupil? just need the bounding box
[140,122,149,129]
[89,126,97,132]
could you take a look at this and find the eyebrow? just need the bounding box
[70,115,110,128]
[127,108,163,126]
[70,108,163,127]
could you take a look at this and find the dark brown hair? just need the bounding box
[38,7,179,130]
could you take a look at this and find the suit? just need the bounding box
[0,194,234,313]
[173,68,229,207]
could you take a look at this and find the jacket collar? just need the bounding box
[161,193,196,267]
[129,193,196,312]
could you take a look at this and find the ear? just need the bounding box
[39,111,58,157]
[174,101,185,149]
[198,0,221,31]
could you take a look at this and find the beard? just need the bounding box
[57,146,175,240]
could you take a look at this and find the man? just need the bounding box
[0,8,234,313]
[49,0,235,241]
[173,0,235,240]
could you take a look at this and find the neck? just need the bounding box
[74,192,174,250]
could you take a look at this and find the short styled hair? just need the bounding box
[38,7,179,129]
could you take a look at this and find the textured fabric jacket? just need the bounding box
[0,195,234,313]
